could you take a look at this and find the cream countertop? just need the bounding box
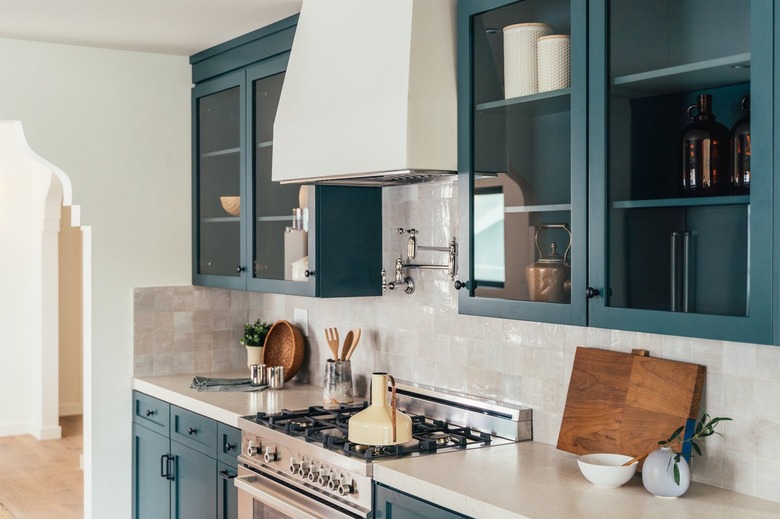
[134,373,780,518]
[132,372,333,427]
[373,442,780,519]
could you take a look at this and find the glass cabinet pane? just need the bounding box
[197,86,241,277]
[470,0,573,304]
[252,72,310,282]
[606,0,751,316]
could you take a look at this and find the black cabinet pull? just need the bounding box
[219,469,237,480]
[586,287,600,299]
[304,269,315,277]
[225,442,235,452]
[453,280,468,290]
[236,266,246,273]
[145,409,154,417]
[188,427,197,435]
[160,454,174,480]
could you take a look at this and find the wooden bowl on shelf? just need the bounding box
[262,320,304,382]
[220,196,241,217]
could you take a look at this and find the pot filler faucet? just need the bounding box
[381,228,464,295]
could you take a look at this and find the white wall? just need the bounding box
[0,38,191,517]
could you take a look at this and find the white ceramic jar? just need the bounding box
[503,22,553,98]
[537,34,571,92]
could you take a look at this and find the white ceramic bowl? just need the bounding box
[577,453,638,488]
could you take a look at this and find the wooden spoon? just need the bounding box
[340,330,354,361]
[324,327,340,361]
[621,452,647,466]
[344,328,361,360]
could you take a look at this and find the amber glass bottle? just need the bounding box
[681,94,730,195]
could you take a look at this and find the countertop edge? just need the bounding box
[132,377,243,427]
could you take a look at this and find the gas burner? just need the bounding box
[429,432,451,446]
[289,418,316,429]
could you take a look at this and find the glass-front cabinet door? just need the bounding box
[588,0,773,343]
[193,72,246,289]
[247,58,315,295]
[458,0,588,325]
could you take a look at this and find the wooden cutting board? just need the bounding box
[557,347,705,463]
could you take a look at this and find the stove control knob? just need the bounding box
[317,471,330,487]
[338,479,354,496]
[263,447,278,463]
[289,458,300,475]
[327,475,339,492]
[307,467,319,482]
[246,440,261,457]
[297,461,310,478]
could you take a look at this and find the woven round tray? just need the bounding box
[262,320,304,382]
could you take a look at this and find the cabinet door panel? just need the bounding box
[171,441,217,519]
[458,0,588,325]
[374,483,465,519]
[588,0,773,343]
[217,462,238,519]
[193,71,247,289]
[132,424,170,519]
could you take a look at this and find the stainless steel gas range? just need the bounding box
[234,382,532,519]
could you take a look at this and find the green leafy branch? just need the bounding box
[657,409,732,485]
[240,319,272,347]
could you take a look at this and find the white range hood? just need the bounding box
[272,0,457,186]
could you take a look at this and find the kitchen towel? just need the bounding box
[190,376,267,392]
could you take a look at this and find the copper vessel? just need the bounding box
[525,224,572,303]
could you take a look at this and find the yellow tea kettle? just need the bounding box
[348,372,412,445]
[525,223,572,304]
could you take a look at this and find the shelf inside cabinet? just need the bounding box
[202,217,240,223]
[505,203,571,214]
[201,147,240,158]
[257,141,272,149]
[476,88,571,117]
[612,195,750,210]
[612,53,750,96]
[256,215,295,222]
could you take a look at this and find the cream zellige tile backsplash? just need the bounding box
[134,182,780,503]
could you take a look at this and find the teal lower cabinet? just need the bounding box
[373,482,469,519]
[132,392,240,519]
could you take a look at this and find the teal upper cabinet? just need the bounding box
[191,16,382,297]
[588,0,773,343]
[457,0,588,325]
[459,0,775,344]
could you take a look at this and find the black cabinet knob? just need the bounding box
[188,427,197,435]
[453,280,468,290]
[225,443,235,452]
[304,270,314,277]
[586,287,600,299]
[236,266,246,273]
[145,409,154,417]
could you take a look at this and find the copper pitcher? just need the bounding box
[525,224,572,303]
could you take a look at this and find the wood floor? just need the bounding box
[0,416,83,518]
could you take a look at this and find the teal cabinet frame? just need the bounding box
[191,16,382,298]
[132,392,239,519]
[373,482,468,519]
[587,0,774,344]
[457,0,589,326]
[458,0,776,344]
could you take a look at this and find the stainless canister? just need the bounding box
[250,364,267,386]
[267,366,285,389]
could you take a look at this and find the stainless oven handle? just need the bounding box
[235,474,320,519]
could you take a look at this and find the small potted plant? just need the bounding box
[240,319,271,367]
[642,409,731,497]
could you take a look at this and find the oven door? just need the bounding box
[235,466,366,519]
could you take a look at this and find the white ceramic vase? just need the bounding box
[641,447,691,498]
[246,345,263,368]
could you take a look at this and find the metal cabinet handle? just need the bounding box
[304,269,315,277]
[225,442,235,452]
[160,454,174,480]
[219,469,236,480]
[145,409,155,417]
[188,427,197,435]
[236,266,246,273]
[453,280,468,290]
[586,287,600,299]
